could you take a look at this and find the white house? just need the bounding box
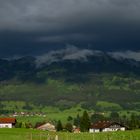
[89,121,126,133]
[0,118,16,128]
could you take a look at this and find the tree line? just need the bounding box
[56,111,140,132]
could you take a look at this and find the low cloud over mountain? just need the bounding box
[109,51,140,61]
[36,45,101,66]
[36,45,140,67]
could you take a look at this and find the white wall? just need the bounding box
[103,127,125,132]
[89,129,100,133]
[120,127,125,131]
[0,123,12,128]
[89,127,125,133]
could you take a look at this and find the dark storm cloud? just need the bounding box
[1,0,140,30]
[0,0,140,57]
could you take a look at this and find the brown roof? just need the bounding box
[0,118,16,124]
[91,121,124,129]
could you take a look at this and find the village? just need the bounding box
[0,111,129,133]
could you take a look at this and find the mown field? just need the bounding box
[0,128,140,140]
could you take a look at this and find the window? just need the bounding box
[5,125,9,128]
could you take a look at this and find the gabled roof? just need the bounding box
[90,121,124,129]
[37,123,56,131]
[0,118,16,124]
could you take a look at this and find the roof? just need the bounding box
[90,121,124,129]
[37,123,56,131]
[0,118,16,124]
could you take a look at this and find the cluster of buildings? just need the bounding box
[10,112,46,117]
[0,117,126,133]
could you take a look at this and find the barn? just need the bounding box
[89,121,126,133]
[0,118,17,128]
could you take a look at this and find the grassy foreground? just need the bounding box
[0,129,140,140]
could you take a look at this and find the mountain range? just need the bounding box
[0,52,140,82]
[0,52,140,112]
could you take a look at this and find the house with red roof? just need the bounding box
[0,118,17,128]
[89,121,126,133]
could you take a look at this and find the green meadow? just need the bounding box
[10,107,140,126]
[0,105,86,126]
[0,128,140,140]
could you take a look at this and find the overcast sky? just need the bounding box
[0,0,140,58]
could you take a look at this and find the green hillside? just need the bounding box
[0,55,140,113]
[0,73,140,113]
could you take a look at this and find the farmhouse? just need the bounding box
[0,118,16,128]
[89,121,126,133]
[73,128,81,133]
[36,122,56,131]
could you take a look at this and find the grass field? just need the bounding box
[0,128,140,140]
[1,106,86,126]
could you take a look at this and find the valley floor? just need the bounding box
[0,128,140,140]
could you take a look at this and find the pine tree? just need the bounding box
[80,111,90,132]
[56,120,63,131]
[73,114,80,127]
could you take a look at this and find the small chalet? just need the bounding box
[0,118,17,128]
[36,123,56,131]
[73,128,81,133]
[89,121,126,133]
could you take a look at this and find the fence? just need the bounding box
[25,132,140,140]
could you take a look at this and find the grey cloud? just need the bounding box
[35,46,140,68]
[38,33,98,43]
[109,51,140,61]
[0,0,140,32]
[35,45,101,66]
[63,47,94,60]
